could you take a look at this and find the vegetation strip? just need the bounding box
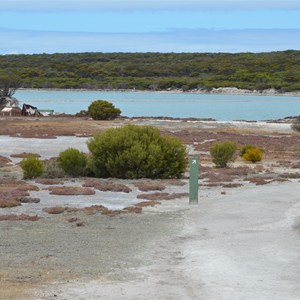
[1,51,300,92]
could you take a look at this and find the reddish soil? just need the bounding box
[134,181,166,191]
[45,186,96,195]
[137,192,189,201]
[0,179,39,207]
[0,214,40,221]
[83,179,132,193]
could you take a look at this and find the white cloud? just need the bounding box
[1,0,300,11]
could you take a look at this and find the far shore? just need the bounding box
[17,87,300,97]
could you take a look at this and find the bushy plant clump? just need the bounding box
[240,144,256,157]
[42,158,66,178]
[241,145,263,163]
[209,141,237,168]
[242,148,263,163]
[291,116,300,132]
[20,157,44,179]
[75,110,89,117]
[58,148,87,177]
[87,124,187,179]
[88,100,121,120]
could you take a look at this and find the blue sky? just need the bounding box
[0,0,300,54]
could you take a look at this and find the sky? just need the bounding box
[0,0,300,54]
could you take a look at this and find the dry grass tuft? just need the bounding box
[123,206,142,214]
[10,152,41,158]
[0,155,12,167]
[67,217,79,223]
[35,178,65,185]
[137,192,188,201]
[83,179,132,193]
[222,183,243,188]
[162,179,186,186]
[135,200,161,207]
[0,199,21,208]
[46,186,95,195]
[42,207,66,214]
[245,176,271,185]
[18,197,40,203]
[0,179,40,206]
[279,172,300,179]
[0,214,40,221]
[134,181,166,191]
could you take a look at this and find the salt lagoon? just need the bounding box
[15,89,300,121]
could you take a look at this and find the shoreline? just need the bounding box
[18,87,300,97]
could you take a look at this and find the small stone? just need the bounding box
[19,197,40,203]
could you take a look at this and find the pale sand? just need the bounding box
[32,181,300,300]
[0,118,299,299]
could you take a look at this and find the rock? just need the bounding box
[19,197,40,203]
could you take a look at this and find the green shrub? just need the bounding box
[291,117,300,132]
[242,148,263,163]
[87,124,187,179]
[20,157,44,179]
[209,141,237,168]
[87,100,121,120]
[58,148,87,177]
[75,110,89,117]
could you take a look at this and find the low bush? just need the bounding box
[20,157,44,179]
[88,100,121,120]
[240,144,255,156]
[58,148,87,177]
[42,158,66,178]
[291,116,300,132]
[242,147,263,163]
[240,144,263,156]
[209,141,237,168]
[75,110,89,117]
[87,124,187,179]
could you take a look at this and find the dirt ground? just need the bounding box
[0,116,299,299]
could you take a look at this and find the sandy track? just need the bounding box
[29,181,300,300]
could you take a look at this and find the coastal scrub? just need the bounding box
[87,124,187,179]
[88,100,121,120]
[20,157,44,179]
[209,141,237,168]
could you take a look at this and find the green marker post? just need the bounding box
[189,157,199,204]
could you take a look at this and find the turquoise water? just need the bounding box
[15,90,300,121]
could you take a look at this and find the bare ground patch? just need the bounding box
[0,179,39,207]
[0,214,40,221]
[137,192,188,201]
[83,179,132,193]
[45,186,96,195]
[134,181,166,191]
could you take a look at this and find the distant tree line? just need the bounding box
[0,50,300,92]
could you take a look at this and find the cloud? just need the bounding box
[0,27,299,54]
[1,0,300,11]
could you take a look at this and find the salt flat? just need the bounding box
[32,181,300,300]
[0,118,299,299]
